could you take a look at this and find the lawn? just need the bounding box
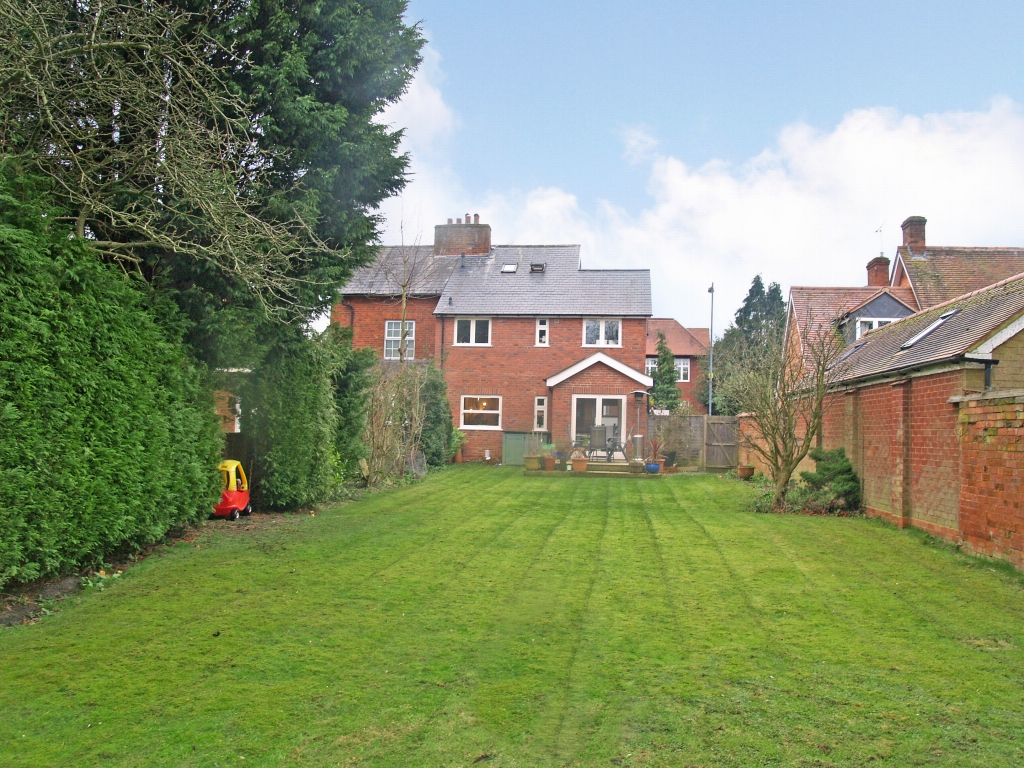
[4,467,1024,767]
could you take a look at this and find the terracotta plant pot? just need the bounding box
[737,465,755,480]
[571,457,589,473]
[524,455,542,471]
[657,458,665,471]
[543,456,556,471]
[455,448,463,464]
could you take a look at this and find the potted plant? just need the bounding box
[737,465,755,480]
[554,438,571,471]
[647,437,665,472]
[524,453,543,471]
[542,443,557,472]
[571,446,589,473]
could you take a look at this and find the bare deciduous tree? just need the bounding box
[362,363,427,486]
[371,223,427,362]
[726,320,848,511]
[0,0,332,313]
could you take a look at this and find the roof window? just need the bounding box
[530,263,546,273]
[900,309,958,350]
[501,263,518,273]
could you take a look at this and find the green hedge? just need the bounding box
[0,186,222,588]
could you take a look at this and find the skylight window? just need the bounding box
[501,263,517,273]
[530,263,546,273]
[901,310,958,350]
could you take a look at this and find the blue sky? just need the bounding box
[375,1,1024,328]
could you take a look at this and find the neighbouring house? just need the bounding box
[645,318,709,413]
[334,215,671,461]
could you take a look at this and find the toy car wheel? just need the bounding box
[242,504,252,516]
[229,509,240,521]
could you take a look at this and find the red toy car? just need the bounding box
[213,460,251,520]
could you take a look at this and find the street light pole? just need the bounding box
[707,283,714,416]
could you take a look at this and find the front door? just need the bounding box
[572,395,626,443]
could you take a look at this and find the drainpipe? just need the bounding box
[341,298,355,327]
[440,316,446,371]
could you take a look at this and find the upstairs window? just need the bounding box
[536,318,549,346]
[455,318,491,346]
[645,357,658,376]
[856,318,899,339]
[384,320,415,360]
[583,318,621,347]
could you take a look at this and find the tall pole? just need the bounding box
[707,283,714,416]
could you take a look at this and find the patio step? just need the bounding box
[523,469,663,479]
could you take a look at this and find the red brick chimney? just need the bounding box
[434,214,491,255]
[866,254,890,286]
[901,216,926,251]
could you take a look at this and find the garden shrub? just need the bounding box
[798,447,862,513]
[328,326,377,477]
[0,182,222,588]
[420,363,454,467]
[240,329,340,510]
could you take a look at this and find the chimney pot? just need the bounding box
[456,217,462,224]
[473,213,479,224]
[447,218,453,225]
[901,216,926,251]
[465,213,470,224]
[866,255,890,287]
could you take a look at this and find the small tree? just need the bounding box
[800,447,861,513]
[651,331,681,411]
[728,320,847,511]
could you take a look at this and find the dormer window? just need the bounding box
[856,318,900,339]
[501,263,518,273]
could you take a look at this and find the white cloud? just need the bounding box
[376,59,1024,330]
[621,126,660,165]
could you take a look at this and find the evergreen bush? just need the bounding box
[420,364,454,467]
[0,179,222,588]
[799,447,862,513]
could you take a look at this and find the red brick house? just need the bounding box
[645,318,709,413]
[334,216,683,462]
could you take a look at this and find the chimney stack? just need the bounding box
[901,216,926,251]
[434,214,492,255]
[866,254,890,286]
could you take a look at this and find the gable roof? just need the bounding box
[435,246,651,317]
[342,246,459,296]
[893,245,1024,310]
[545,352,653,388]
[646,318,708,357]
[834,273,1024,384]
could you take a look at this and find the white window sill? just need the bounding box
[453,343,493,348]
[581,344,622,349]
[460,424,502,431]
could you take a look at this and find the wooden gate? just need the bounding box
[704,417,739,470]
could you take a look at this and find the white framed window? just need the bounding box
[645,357,658,376]
[461,395,502,430]
[384,320,415,360]
[534,396,548,431]
[536,318,549,346]
[582,318,621,347]
[454,318,491,346]
[677,358,690,382]
[856,318,899,339]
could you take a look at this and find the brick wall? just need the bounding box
[957,391,1024,567]
[444,317,648,461]
[332,296,444,362]
[677,358,708,414]
[993,332,1024,390]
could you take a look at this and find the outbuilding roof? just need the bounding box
[434,246,651,317]
[895,246,1024,310]
[834,273,1024,384]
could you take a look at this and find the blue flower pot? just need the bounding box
[645,463,660,474]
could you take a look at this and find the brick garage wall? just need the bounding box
[906,371,963,536]
[332,296,443,362]
[957,391,1024,567]
[445,317,648,461]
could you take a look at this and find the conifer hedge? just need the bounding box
[0,185,222,588]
